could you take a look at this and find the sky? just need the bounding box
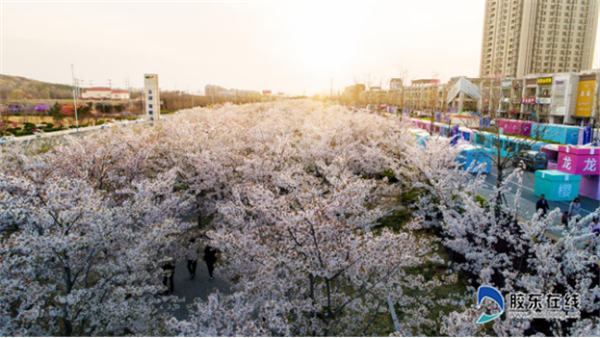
[1,0,599,95]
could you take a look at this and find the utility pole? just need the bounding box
[330,77,333,99]
[126,77,132,112]
[71,64,80,132]
[108,79,112,89]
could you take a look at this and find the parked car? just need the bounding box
[365,104,378,112]
[512,150,548,171]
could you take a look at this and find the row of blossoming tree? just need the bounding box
[1,100,598,336]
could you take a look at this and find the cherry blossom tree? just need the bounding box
[2,99,597,336]
[0,171,192,336]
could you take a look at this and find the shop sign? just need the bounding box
[522,97,536,104]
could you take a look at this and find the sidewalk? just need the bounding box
[477,184,599,252]
[169,260,233,320]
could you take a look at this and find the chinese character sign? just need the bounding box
[574,80,595,117]
[505,292,582,320]
[562,156,572,171]
[558,152,600,175]
[557,184,572,199]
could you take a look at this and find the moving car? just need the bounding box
[511,150,548,171]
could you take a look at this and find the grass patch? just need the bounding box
[400,243,470,336]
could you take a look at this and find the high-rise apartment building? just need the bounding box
[480,0,599,78]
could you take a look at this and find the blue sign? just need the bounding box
[582,126,592,145]
[449,125,460,146]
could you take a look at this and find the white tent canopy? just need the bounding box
[447,77,481,104]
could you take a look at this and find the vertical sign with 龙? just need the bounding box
[144,74,160,121]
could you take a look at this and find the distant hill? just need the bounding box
[0,74,74,101]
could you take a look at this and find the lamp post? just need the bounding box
[71,64,80,132]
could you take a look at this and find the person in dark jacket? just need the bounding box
[186,238,200,279]
[536,194,550,217]
[203,246,218,280]
[161,258,176,293]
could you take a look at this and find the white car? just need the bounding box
[100,123,113,130]
[365,104,378,112]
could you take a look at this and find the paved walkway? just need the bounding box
[169,260,233,320]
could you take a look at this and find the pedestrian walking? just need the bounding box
[161,257,176,293]
[203,246,218,280]
[568,198,581,220]
[535,194,550,217]
[186,238,200,279]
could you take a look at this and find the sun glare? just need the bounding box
[288,4,363,75]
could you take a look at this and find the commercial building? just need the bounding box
[480,0,599,78]
[81,87,112,99]
[110,90,130,100]
[402,79,444,113]
[447,77,483,113]
[81,87,131,100]
[359,70,600,126]
[342,84,366,105]
[497,70,600,125]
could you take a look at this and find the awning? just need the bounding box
[447,77,481,104]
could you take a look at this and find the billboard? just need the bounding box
[262,90,272,95]
[574,80,595,117]
[537,77,553,85]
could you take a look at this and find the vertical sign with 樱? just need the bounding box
[144,74,160,121]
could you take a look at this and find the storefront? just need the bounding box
[573,74,597,125]
[536,77,553,123]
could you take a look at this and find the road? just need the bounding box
[477,164,599,222]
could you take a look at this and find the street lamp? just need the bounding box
[71,64,80,132]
